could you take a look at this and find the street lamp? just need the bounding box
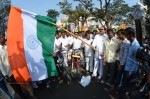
[131,5,144,46]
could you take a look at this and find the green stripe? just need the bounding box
[36,15,58,77]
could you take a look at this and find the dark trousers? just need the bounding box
[7,75,27,99]
[115,65,124,87]
[119,70,136,97]
[103,62,116,83]
[0,79,12,99]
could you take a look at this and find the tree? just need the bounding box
[74,0,94,12]
[57,0,91,30]
[73,0,130,28]
[89,0,130,28]
[57,0,130,28]
[73,0,94,28]
[47,9,59,19]
[57,0,73,15]
[141,0,150,36]
[69,4,90,24]
[0,0,11,35]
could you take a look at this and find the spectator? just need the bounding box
[119,27,140,98]
[83,30,94,74]
[103,29,119,85]
[0,34,27,99]
[59,32,70,67]
[115,29,130,87]
[92,26,107,82]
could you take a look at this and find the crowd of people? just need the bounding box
[0,26,149,99]
[54,26,141,98]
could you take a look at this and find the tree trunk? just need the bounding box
[99,19,105,28]
[105,19,114,29]
[105,20,110,29]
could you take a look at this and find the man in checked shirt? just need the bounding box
[115,29,130,87]
[118,27,140,98]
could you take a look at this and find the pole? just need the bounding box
[135,19,143,46]
[51,23,103,55]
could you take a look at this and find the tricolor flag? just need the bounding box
[7,6,58,83]
[56,15,69,30]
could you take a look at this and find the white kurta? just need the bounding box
[54,38,61,52]
[83,39,93,57]
[0,45,12,77]
[72,38,82,50]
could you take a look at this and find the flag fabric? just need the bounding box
[61,15,69,27]
[56,15,69,30]
[7,6,58,83]
[82,24,89,31]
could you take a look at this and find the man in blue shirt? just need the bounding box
[119,27,140,98]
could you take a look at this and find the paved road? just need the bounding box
[34,80,113,99]
[0,77,119,99]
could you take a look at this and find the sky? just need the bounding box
[11,0,140,20]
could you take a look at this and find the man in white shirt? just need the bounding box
[59,32,70,67]
[72,32,83,50]
[92,27,108,81]
[72,32,84,66]
[78,31,84,39]
[0,35,27,99]
[66,34,73,49]
[83,31,94,73]
[54,32,61,53]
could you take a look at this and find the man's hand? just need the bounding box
[92,46,96,51]
[99,52,104,57]
[65,44,70,48]
[61,48,65,51]
[52,52,56,57]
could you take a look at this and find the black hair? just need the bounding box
[107,28,114,33]
[117,29,126,35]
[56,30,59,34]
[85,30,91,37]
[125,27,136,37]
[93,30,97,32]
[99,27,106,30]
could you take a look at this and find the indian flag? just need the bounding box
[7,6,58,83]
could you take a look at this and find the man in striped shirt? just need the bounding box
[115,29,130,87]
[119,27,140,98]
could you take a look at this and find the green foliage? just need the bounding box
[0,0,11,35]
[108,0,130,24]
[57,0,130,28]
[57,0,92,28]
[47,9,59,19]
[74,0,94,12]
[142,0,150,36]
[69,4,89,23]
[94,0,130,28]
[57,1,73,15]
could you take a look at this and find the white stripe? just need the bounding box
[22,10,48,81]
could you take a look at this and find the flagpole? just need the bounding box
[52,23,103,55]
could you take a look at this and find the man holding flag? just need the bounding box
[0,34,27,99]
